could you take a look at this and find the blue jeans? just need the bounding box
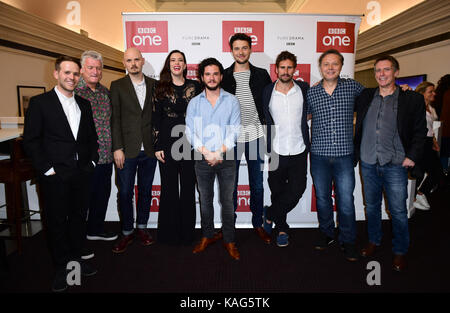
[195,159,236,243]
[310,153,356,244]
[360,161,409,255]
[117,151,157,234]
[233,138,264,228]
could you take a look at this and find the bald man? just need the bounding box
[110,47,158,253]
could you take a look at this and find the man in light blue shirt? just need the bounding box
[185,58,241,260]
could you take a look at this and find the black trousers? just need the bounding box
[87,163,113,236]
[267,151,308,234]
[417,137,443,194]
[40,170,91,270]
[157,155,196,245]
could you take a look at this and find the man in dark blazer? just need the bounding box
[354,55,427,272]
[261,51,310,248]
[110,47,157,254]
[23,56,99,292]
[221,33,273,244]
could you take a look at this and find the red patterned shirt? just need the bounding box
[75,77,113,164]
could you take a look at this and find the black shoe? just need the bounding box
[80,261,98,277]
[315,232,335,250]
[342,243,359,262]
[81,248,94,260]
[87,231,118,241]
[52,269,68,292]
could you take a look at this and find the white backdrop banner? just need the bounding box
[103,12,415,228]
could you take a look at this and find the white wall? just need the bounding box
[393,40,450,84]
[356,40,450,85]
[0,46,125,116]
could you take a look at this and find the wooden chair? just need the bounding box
[0,137,42,254]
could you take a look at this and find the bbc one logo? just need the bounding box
[236,185,251,212]
[187,64,199,81]
[316,22,355,53]
[222,21,264,52]
[126,21,168,53]
[135,185,161,212]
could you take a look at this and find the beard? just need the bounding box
[235,58,249,65]
[205,82,220,91]
[278,75,293,83]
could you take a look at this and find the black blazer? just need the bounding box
[23,89,99,181]
[222,62,272,125]
[262,80,310,154]
[110,75,157,158]
[354,87,427,166]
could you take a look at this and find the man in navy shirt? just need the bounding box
[307,49,364,261]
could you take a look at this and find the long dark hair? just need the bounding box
[155,50,187,100]
[434,74,450,117]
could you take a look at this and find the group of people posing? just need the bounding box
[23,33,437,292]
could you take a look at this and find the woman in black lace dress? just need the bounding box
[153,50,201,245]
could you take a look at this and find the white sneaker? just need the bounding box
[416,193,430,208]
[413,199,430,211]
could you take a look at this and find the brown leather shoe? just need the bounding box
[192,234,221,254]
[136,229,155,246]
[255,227,271,244]
[112,233,134,254]
[223,242,240,260]
[360,242,379,257]
[393,254,407,272]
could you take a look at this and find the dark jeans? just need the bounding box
[233,138,264,228]
[195,159,236,243]
[40,170,91,269]
[117,151,157,234]
[157,155,196,245]
[87,162,113,236]
[310,153,356,244]
[267,151,307,234]
[361,161,409,255]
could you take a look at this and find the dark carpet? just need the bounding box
[1,183,449,296]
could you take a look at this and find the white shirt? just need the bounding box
[54,86,81,139]
[132,78,147,110]
[426,106,438,137]
[45,87,94,176]
[268,81,306,156]
[132,78,146,150]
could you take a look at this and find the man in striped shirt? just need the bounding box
[222,33,272,244]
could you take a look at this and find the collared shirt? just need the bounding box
[360,87,405,165]
[75,77,113,164]
[233,70,264,143]
[54,86,80,140]
[307,77,364,157]
[185,89,241,153]
[46,86,81,176]
[132,78,147,150]
[132,78,146,110]
[269,81,305,156]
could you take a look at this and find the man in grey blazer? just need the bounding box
[110,47,157,253]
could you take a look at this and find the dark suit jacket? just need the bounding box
[110,74,157,159]
[354,87,427,166]
[23,88,99,181]
[222,62,273,125]
[262,80,310,154]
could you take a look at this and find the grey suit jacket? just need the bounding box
[110,74,157,158]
